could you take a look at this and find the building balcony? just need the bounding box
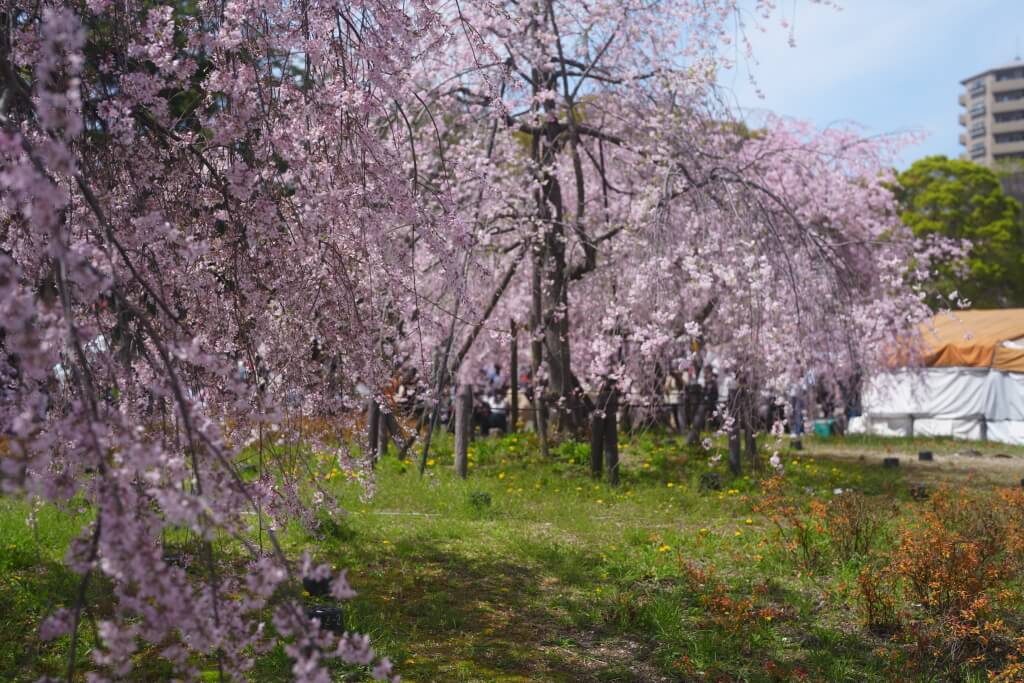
[991,77,1024,93]
[993,99,1024,114]
[959,93,967,106]
[959,113,968,126]
[992,139,1024,156]
[959,132,967,145]
[992,119,1024,135]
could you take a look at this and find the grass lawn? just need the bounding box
[2,429,1023,681]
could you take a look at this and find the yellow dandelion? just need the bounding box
[657,544,671,553]
[734,530,742,537]
[667,482,674,488]
[426,459,435,466]
[745,518,753,525]
[498,472,506,479]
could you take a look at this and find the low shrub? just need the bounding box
[679,561,788,633]
[824,491,891,561]
[853,487,1024,676]
[754,476,829,570]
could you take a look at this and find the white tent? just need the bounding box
[850,310,1024,446]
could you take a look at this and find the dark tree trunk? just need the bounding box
[673,373,688,435]
[604,390,620,487]
[688,401,708,447]
[740,376,759,471]
[530,242,550,457]
[590,388,608,479]
[378,410,389,458]
[510,319,518,432]
[367,399,380,462]
[743,394,758,471]
[382,411,406,460]
[727,390,741,476]
[454,384,472,479]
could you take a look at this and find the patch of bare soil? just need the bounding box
[539,631,674,683]
[810,446,1024,488]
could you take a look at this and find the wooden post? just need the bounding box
[454,384,472,479]
[367,399,380,461]
[510,319,519,432]
[604,390,620,486]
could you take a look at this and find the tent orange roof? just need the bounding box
[921,309,1024,373]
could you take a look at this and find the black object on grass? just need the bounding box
[303,575,333,598]
[306,606,345,634]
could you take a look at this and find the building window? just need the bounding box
[970,122,986,138]
[970,102,986,118]
[994,110,1024,123]
[995,67,1024,81]
[995,131,1024,144]
[970,79,987,96]
[995,89,1024,103]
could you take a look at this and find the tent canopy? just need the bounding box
[922,309,1024,373]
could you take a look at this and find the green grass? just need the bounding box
[1,430,1020,681]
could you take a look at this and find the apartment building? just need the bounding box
[959,60,1024,167]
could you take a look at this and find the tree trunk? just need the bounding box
[687,400,707,447]
[739,377,758,471]
[378,410,389,458]
[454,384,472,479]
[367,399,380,462]
[383,411,406,461]
[510,319,518,432]
[530,244,550,458]
[604,390,620,487]
[673,375,688,435]
[727,390,741,476]
[743,394,758,471]
[590,388,607,479]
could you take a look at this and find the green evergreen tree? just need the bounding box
[895,156,1024,308]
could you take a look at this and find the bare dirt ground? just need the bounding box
[807,439,1024,488]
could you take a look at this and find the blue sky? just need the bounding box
[717,0,1024,168]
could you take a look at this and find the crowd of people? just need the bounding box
[380,359,863,440]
